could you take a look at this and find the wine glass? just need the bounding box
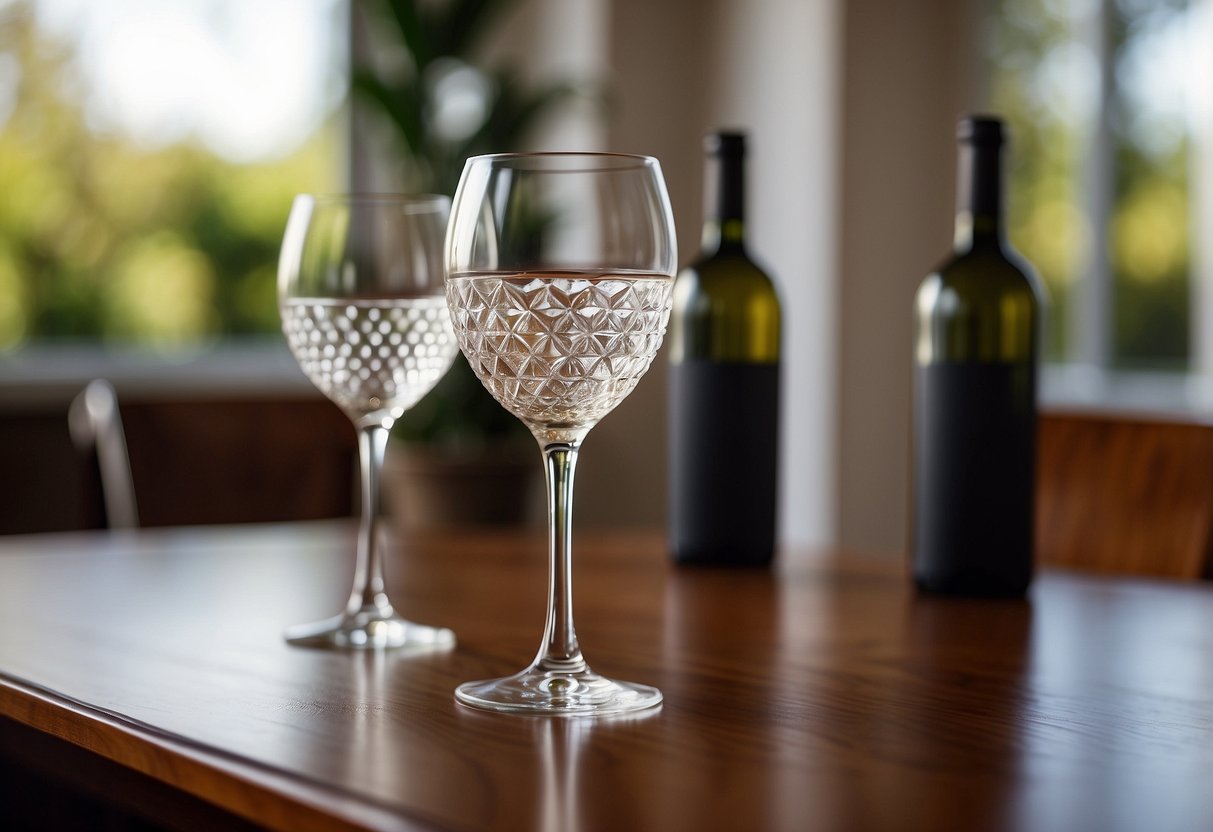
[445,153,676,714]
[277,193,458,650]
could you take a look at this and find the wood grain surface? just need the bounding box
[1037,411,1213,578]
[0,523,1211,831]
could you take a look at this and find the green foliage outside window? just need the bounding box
[0,6,337,352]
[988,0,1193,371]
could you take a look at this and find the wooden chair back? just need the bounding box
[1036,411,1213,579]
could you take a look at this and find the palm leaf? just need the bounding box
[471,72,582,152]
[352,0,602,443]
[350,70,426,158]
[436,0,514,58]
[378,0,432,69]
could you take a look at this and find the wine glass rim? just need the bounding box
[464,151,660,171]
[296,192,451,211]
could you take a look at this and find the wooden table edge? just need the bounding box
[0,671,442,832]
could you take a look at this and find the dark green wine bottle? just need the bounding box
[668,131,781,566]
[911,116,1043,596]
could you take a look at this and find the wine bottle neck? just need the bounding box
[702,137,747,254]
[702,219,746,253]
[954,140,1004,252]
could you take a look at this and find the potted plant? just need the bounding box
[352,0,586,528]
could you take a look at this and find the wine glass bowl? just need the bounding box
[280,296,454,422]
[445,153,676,715]
[278,194,458,650]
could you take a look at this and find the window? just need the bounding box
[0,0,346,354]
[987,0,1203,377]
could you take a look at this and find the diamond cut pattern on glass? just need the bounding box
[448,275,673,428]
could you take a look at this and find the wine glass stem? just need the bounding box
[535,440,587,674]
[346,422,393,618]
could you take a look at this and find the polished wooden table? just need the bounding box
[0,522,1211,831]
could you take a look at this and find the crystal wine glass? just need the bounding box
[445,153,676,714]
[278,194,458,650]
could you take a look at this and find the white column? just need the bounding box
[1075,0,1114,375]
[486,0,608,152]
[836,0,979,556]
[705,0,841,550]
[585,0,843,556]
[1192,0,1213,399]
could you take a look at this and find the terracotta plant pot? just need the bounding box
[383,442,542,531]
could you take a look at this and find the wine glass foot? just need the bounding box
[455,666,662,716]
[284,609,455,652]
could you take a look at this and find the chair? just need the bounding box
[112,393,356,527]
[68,379,139,529]
[1036,410,1213,579]
[67,382,362,529]
[1,382,356,534]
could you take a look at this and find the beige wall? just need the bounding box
[577,0,841,561]
[836,0,982,555]
[571,0,706,528]
[703,0,841,550]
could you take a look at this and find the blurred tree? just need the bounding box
[988,0,1193,371]
[0,2,338,351]
[987,0,1087,362]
